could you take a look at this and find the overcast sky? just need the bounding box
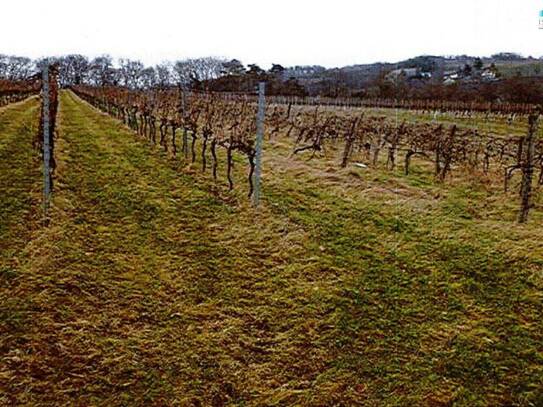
[1,0,542,68]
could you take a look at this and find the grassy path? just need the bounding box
[1,91,358,405]
[0,97,40,272]
[1,91,541,406]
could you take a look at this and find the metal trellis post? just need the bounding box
[42,65,52,214]
[181,88,189,159]
[252,82,265,207]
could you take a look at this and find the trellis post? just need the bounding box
[252,82,265,207]
[42,64,52,215]
[181,88,189,159]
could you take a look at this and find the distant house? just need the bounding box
[285,65,326,79]
[442,66,497,85]
[444,70,459,78]
[481,67,497,81]
[386,68,431,81]
[443,71,460,84]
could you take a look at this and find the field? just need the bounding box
[1,90,542,406]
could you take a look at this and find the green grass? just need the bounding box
[0,97,40,276]
[0,91,541,406]
[312,104,531,137]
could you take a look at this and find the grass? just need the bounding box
[0,91,542,406]
[299,104,531,137]
[0,96,40,278]
[496,61,543,78]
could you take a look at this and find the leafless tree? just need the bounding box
[57,54,90,86]
[140,67,157,89]
[118,59,145,89]
[155,62,172,88]
[173,60,193,87]
[173,57,226,88]
[88,55,115,86]
[0,55,34,80]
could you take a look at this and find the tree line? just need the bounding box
[0,54,306,96]
[4,53,543,104]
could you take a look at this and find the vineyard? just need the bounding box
[72,84,543,222]
[212,93,538,115]
[0,80,542,405]
[0,79,40,107]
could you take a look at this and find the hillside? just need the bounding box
[286,54,543,95]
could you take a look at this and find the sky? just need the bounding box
[1,0,542,68]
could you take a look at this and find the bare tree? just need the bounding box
[57,54,90,87]
[88,55,115,86]
[118,59,145,89]
[173,60,193,87]
[0,55,8,78]
[173,57,226,88]
[0,55,34,80]
[191,57,225,81]
[140,67,157,89]
[155,62,172,88]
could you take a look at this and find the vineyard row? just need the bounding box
[71,85,542,222]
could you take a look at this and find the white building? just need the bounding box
[386,68,424,81]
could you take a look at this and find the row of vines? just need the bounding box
[71,85,541,222]
[284,104,541,222]
[0,66,59,215]
[0,79,40,107]
[72,86,262,197]
[226,94,535,116]
[0,68,59,157]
